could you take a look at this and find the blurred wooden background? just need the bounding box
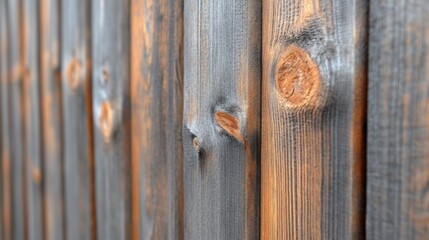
[0,0,428,239]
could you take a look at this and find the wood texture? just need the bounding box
[0,0,5,237]
[261,0,367,239]
[39,0,64,239]
[92,1,132,239]
[61,1,95,240]
[22,0,43,239]
[131,0,184,239]
[7,0,26,238]
[366,1,429,239]
[0,1,12,238]
[183,0,261,239]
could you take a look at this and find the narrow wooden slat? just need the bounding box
[92,1,132,239]
[7,0,26,238]
[261,0,367,239]
[39,0,64,239]
[183,0,261,239]
[131,0,184,239]
[0,0,4,237]
[22,0,43,239]
[366,1,429,239]
[0,1,12,238]
[61,1,95,239]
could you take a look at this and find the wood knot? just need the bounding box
[192,137,201,153]
[32,168,41,184]
[101,68,109,85]
[66,59,81,89]
[276,45,321,108]
[99,101,114,142]
[214,111,244,142]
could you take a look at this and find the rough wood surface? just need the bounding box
[131,0,184,239]
[61,1,95,239]
[366,1,429,239]
[183,0,261,239]
[22,0,43,239]
[0,1,12,238]
[39,0,64,239]
[7,0,26,239]
[92,1,132,239]
[261,0,367,239]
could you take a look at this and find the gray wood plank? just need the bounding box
[61,1,95,239]
[39,0,64,239]
[130,0,184,239]
[366,1,429,239]
[261,0,367,239]
[92,0,132,239]
[7,0,26,238]
[183,0,261,239]
[0,0,3,237]
[22,0,43,239]
[0,1,12,238]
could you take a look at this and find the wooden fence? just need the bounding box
[0,0,428,239]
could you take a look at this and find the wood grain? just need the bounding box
[0,1,12,238]
[366,1,429,239]
[39,0,64,239]
[61,1,95,239]
[22,0,43,239]
[183,0,261,239]
[92,0,132,239]
[261,0,367,239]
[7,0,26,238]
[131,0,184,239]
[0,0,5,237]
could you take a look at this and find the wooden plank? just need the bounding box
[61,1,95,240]
[92,1,132,239]
[183,0,261,239]
[0,0,12,238]
[261,0,367,239]
[7,0,26,238]
[366,1,429,239]
[0,0,4,237]
[39,0,64,239]
[130,0,184,239]
[22,0,43,239]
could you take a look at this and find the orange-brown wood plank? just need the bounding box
[261,0,367,239]
[183,0,262,239]
[131,0,184,239]
[39,0,64,239]
[7,0,26,238]
[92,1,132,239]
[22,0,43,239]
[61,1,95,239]
[366,1,429,239]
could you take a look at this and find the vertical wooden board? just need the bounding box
[366,1,429,239]
[261,0,367,239]
[131,0,184,239]
[0,0,3,237]
[92,1,132,239]
[7,0,26,238]
[61,1,95,240]
[183,0,261,239]
[39,0,64,239]
[0,0,12,238]
[22,0,43,239]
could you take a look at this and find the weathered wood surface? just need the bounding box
[39,0,64,239]
[61,1,95,240]
[7,0,26,238]
[183,0,261,239]
[366,1,429,239]
[0,0,5,237]
[0,1,12,238]
[131,0,184,239]
[22,0,43,239]
[261,0,367,239]
[92,0,132,239]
